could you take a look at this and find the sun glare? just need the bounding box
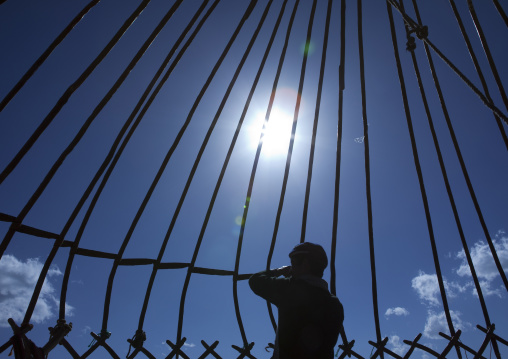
[251,107,294,156]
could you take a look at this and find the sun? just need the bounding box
[250,107,294,157]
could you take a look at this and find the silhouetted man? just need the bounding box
[249,242,344,359]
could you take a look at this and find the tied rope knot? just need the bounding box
[406,25,427,51]
[48,319,72,343]
[131,330,146,349]
[406,36,416,51]
[88,328,111,348]
[415,25,428,39]
[126,329,146,358]
[42,319,73,354]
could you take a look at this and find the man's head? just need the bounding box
[288,242,328,278]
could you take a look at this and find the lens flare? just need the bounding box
[301,40,314,55]
[235,216,244,226]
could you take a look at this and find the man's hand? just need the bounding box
[275,266,292,277]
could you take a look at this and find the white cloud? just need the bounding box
[81,325,92,335]
[0,255,74,327]
[456,235,508,283]
[385,307,409,317]
[446,281,469,296]
[423,311,471,339]
[388,335,406,356]
[411,271,470,306]
[473,280,503,298]
[412,271,441,306]
[183,342,196,351]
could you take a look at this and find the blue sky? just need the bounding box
[0,0,507,358]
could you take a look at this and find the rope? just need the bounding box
[0,0,152,186]
[410,2,502,356]
[126,329,146,358]
[422,38,508,125]
[466,0,508,113]
[385,0,508,125]
[446,0,508,150]
[491,0,508,27]
[357,0,382,352]
[409,0,493,331]
[407,0,508,292]
[0,0,102,112]
[385,2,461,358]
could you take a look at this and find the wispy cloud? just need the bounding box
[388,335,407,356]
[182,341,196,352]
[411,233,507,342]
[423,311,471,339]
[456,233,508,295]
[473,280,503,298]
[411,271,441,306]
[385,307,409,318]
[0,255,74,327]
[411,271,469,306]
[81,325,92,335]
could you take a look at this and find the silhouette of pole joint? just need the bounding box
[85,329,120,359]
[198,340,221,359]
[476,324,505,359]
[368,337,403,359]
[166,337,191,359]
[408,25,428,40]
[127,329,147,359]
[439,331,489,359]
[43,319,72,354]
[405,25,427,51]
[232,342,256,359]
[401,328,504,359]
[337,339,364,359]
[0,318,35,356]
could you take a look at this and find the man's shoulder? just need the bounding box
[328,294,344,322]
[329,293,342,304]
[326,292,343,307]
